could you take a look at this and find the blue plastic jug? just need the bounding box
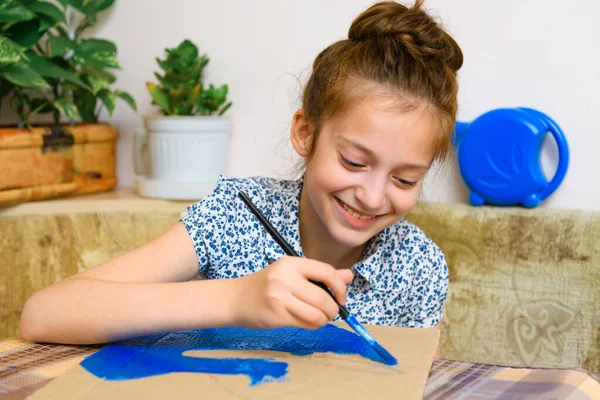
[452,108,569,208]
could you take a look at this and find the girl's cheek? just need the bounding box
[314,163,347,185]
[390,189,420,213]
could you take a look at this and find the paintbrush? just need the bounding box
[238,191,397,366]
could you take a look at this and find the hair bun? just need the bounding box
[348,0,463,71]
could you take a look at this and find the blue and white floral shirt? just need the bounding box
[181,175,448,328]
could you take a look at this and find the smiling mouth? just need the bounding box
[335,198,380,220]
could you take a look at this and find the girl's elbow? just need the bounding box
[19,298,43,342]
[19,293,54,343]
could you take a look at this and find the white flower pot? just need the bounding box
[133,115,231,200]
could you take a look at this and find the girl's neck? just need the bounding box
[298,185,366,270]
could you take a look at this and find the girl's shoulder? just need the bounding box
[210,175,299,201]
[182,175,300,220]
[201,175,300,215]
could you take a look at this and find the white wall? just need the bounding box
[92,0,600,210]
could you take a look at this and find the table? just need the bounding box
[1,337,599,399]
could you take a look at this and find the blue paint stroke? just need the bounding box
[81,324,394,386]
[345,315,397,366]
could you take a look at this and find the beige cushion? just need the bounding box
[2,198,598,376]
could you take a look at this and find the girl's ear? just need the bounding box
[290,109,314,157]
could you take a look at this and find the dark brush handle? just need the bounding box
[238,191,349,320]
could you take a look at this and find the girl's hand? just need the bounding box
[231,256,354,330]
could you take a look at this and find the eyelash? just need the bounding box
[340,155,418,188]
[396,179,418,188]
[341,155,364,169]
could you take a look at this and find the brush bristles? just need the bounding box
[372,342,398,366]
[345,315,397,365]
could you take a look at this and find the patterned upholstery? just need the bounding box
[2,199,598,375]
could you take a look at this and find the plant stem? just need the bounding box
[53,85,60,124]
[75,17,92,40]
[35,43,46,55]
[12,88,27,128]
[94,103,102,123]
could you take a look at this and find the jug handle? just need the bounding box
[520,108,569,201]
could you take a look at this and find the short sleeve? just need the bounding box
[398,240,449,328]
[180,176,242,275]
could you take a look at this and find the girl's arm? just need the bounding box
[20,222,353,345]
[19,222,241,344]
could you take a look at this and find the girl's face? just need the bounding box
[292,95,437,249]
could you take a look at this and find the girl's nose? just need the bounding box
[355,176,387,212]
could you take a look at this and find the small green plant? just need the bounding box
[146,39,232,116]
[0,0,136,128]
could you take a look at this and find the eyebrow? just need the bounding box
[337,137,431,170]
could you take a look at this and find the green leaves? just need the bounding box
[29,97,54,114]
[53,97,78,120]
[0,0,135,125]
[72,86,96,121]
[28,2,66,24]
[0,1,36,23]
[94,0,115,13]
[67,0,97,17]
[47,37,120,69]
[0,62,48,88]
[79,38,116,54]
[68,0,115,18]
[98,89,115,114]
[25,51,90,90]
[196,84,231,116]
[5,18,45,47]
[115,90,136,111]
[162,40,201,73]
[47,35,73,57]
[0,36,25,66]
[85,66,115,93]
[146,82,170,114]
[1,1,67,48]
[147,39,232,116]
[73,38,119,68]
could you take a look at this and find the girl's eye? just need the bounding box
[341,155,364,169]
[395,178,418,188]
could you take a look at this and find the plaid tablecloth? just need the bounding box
[1,337,599,399]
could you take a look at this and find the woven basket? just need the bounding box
[0,124,118,206]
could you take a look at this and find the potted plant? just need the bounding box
[0,0,136,206]
[135,39,232,200]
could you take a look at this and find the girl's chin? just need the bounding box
[328,226,374,249]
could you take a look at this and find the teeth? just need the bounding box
[341,202,376,220]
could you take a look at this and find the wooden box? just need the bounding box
[0,124,117,206]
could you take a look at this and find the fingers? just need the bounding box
[298,261,350,306]
[284,294,328,330]
[290,278,340,321]
[248,257,354,331]
[338,269,354,285]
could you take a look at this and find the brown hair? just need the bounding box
[301,0,463,163]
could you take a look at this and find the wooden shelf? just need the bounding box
[0,187,195,217]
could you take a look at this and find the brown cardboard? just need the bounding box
[29,323,439,400]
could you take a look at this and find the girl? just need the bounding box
[20,0,462,348]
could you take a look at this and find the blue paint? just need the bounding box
[81,324,396,386]
[82,342,287,386]
[345,315,397,366]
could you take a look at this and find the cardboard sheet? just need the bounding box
[29,323,438,400]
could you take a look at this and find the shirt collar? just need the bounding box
[351,228,388,288]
